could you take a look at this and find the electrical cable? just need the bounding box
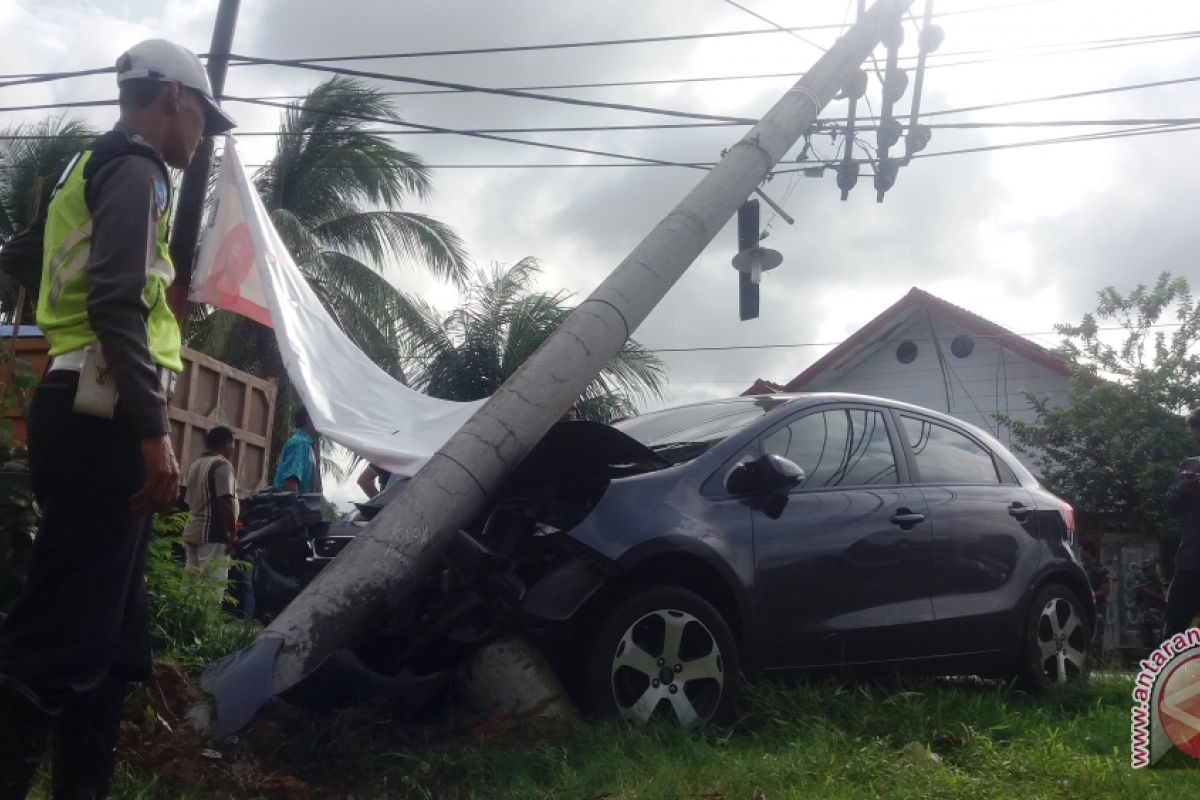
[643,323,1181,353]
[719,0,828,52]
[204,29,1200,102]
[224,55,758,125]
[11,115,1200,140]
[224,94,714,171]
[1,8,1179,91]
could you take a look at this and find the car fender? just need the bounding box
[1019,559,1096,636]
[611,535,758,667]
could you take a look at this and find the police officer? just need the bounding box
[0,40,235,798]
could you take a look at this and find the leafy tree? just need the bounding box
[0,116,98,317]
[394,258,666,421]
[1001,273,1199,570]
[188,77,470,449]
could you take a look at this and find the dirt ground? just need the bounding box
[118,659,570,799]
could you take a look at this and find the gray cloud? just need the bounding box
[10,0,1200,408]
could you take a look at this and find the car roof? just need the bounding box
[638,392,1037,485]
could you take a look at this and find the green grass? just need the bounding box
[96,674,1199,800]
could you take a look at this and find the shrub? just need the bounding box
[146,511,258,672]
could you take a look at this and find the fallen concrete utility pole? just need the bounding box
[202,0,914,733]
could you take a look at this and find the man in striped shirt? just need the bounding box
[181,426,239,579]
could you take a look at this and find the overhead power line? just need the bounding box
[919,74,1200,118]
[719,0,828,53]
[769,122,1200,173]
[6,68,1200,122]
[8,116,1200,141]
[1,3,1175,91]
[644,323,1182,354]
[227,55,759,125]
[166,31,1195,103]
[224,94,714,171]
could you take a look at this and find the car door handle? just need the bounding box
[1008,502,1032,518]
[889,510,926,529]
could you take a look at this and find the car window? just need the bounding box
[901,416,1000,484]
[762,408,898,487]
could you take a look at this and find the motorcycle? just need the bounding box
[230,491,360,623]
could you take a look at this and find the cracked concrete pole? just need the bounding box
[203,0,913,729]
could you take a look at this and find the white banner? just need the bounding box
[191,138,484,476]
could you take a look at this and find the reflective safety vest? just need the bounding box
[35,146,183,373]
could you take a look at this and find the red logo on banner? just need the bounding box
[199,222,272,327]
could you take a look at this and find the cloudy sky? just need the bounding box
[4,0,1198,499]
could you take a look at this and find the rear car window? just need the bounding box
[901,415,1000,485]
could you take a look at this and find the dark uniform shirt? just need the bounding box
[1168,456,1200,574]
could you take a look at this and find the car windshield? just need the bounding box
[613,397,786,464]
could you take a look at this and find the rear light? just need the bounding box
[1055,496,1077,554]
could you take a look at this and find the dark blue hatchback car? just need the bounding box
[494,393,1094,727]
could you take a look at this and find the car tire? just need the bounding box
[1016,582,1090,691]
[581,586,739,728]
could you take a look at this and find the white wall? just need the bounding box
[801,312,1069,469]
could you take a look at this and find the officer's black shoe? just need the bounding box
[0,682,53,799]
[51,678,127,800]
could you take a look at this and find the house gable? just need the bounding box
[769,288,1072,459]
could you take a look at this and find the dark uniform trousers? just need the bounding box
[0,371,153,799]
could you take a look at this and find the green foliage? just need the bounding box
[145,512,257,673]
[396,259,666,417]
[0,354,37,447]
[108,676,1198,799]
[0,446,36,612]
[1000,273,1198,557]
[0,116,100,317]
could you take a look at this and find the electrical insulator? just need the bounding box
[882,21,905,50]
[920,24,946,54]
[905,124,932,156]
[876,118,903,150]
[841,69,869,100]
[883,68,909,104]
[874,158,899,202]
[837,159,859,200]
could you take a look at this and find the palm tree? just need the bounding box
[394,258,667,422]
[0,116,98,318]
[188,77,471,447]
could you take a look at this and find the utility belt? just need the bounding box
[48,344,176,419]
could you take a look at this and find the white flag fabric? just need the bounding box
[191,138,484,476]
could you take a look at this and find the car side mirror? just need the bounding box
[726,454,806,495]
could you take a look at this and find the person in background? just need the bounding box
[181,426,239,580]
[1080,541,1109,648]
[1165,409,1200,636]
[1134,560,1168,649]
[274,406,322,495]
[356,463,392,499]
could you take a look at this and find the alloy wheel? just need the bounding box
[1035,596,1087,684]
[609,608,725,728]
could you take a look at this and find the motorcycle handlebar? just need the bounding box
[236,507,322,553]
